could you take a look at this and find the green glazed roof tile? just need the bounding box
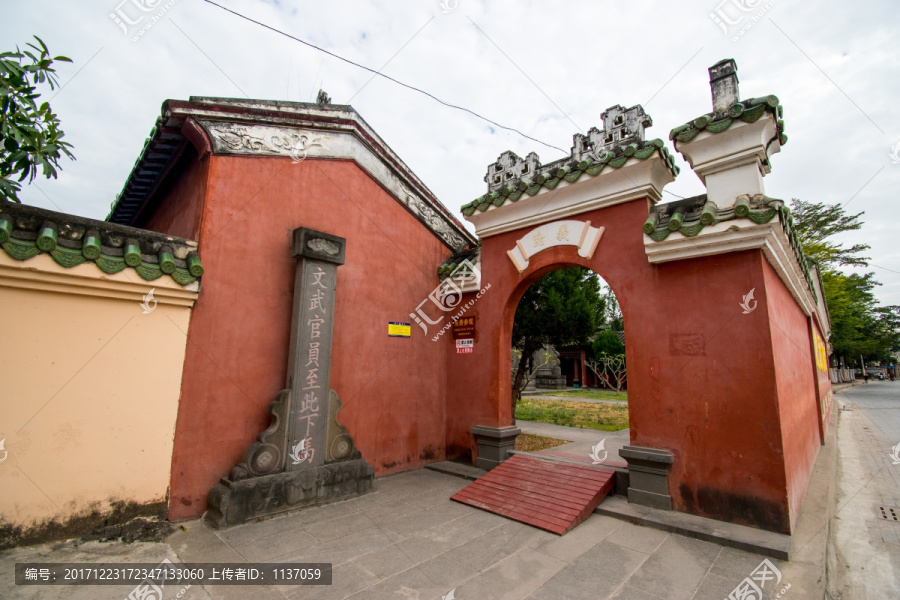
[669,96,785,144]
[0,200,203,286]
[643,193,816,302]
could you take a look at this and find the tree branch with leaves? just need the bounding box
[1,36,74,203]
[586,354,627,394]
[790,199,900,364]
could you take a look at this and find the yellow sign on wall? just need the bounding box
[388,322,411,337]
[813,331,828,372]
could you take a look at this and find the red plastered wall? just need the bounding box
[447,198,809,532]
[148,155,454,520]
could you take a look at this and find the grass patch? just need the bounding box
[515,397,629,431]
[537,389,628,401]
[514,433,571,452]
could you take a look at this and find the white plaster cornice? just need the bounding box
[163,103,473,253]
[643,220,817,317]
[0,253,198,308]
[675,114,779,177]
[465,156,674,238]
[673,115,781,209]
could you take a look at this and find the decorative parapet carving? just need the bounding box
[572,104,652,163]
[464,104,677,225]
[485,151,541,193]
[405,191,467,250]
[205,122,325,159]
[108,98,475,253]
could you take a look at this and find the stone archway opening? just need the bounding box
[508,266,629,426]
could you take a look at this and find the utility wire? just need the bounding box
[199,0,567,154]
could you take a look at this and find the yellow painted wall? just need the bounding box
[0,252,198,528]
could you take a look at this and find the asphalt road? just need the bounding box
[839,380,900,443]
[829,381,900,598]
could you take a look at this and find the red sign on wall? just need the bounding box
[452,316,475,340]
[456,339,474,354]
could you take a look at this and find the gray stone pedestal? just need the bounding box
[205,389,375,529]
[618,445,674,510]
[472,425,521,471]
[206,458,374,528]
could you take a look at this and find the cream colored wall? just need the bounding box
[0,252,198,528]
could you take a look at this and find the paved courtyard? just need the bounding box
[3,465,801,600]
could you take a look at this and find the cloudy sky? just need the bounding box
[4,0,899,303]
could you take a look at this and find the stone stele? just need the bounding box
[205,228,374,529]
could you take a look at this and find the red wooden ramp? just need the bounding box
[450,453,615,535]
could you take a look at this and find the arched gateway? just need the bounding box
[444,59,832,534]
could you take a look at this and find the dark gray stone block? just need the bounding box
[291,227,346,265]
[619,445,674,510]
[206,459,374,528]
[471,425,521,470]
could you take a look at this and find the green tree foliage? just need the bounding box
[1,36,73,203]
[790,199,870,268]
[592,330,624,358]
[511,268,604,407]
[790,199,900,365]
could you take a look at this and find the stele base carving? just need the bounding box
[205,389,374,529]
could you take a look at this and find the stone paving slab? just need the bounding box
[595,495,792,559]
[425,460,486,481]
[1,458,828,600]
